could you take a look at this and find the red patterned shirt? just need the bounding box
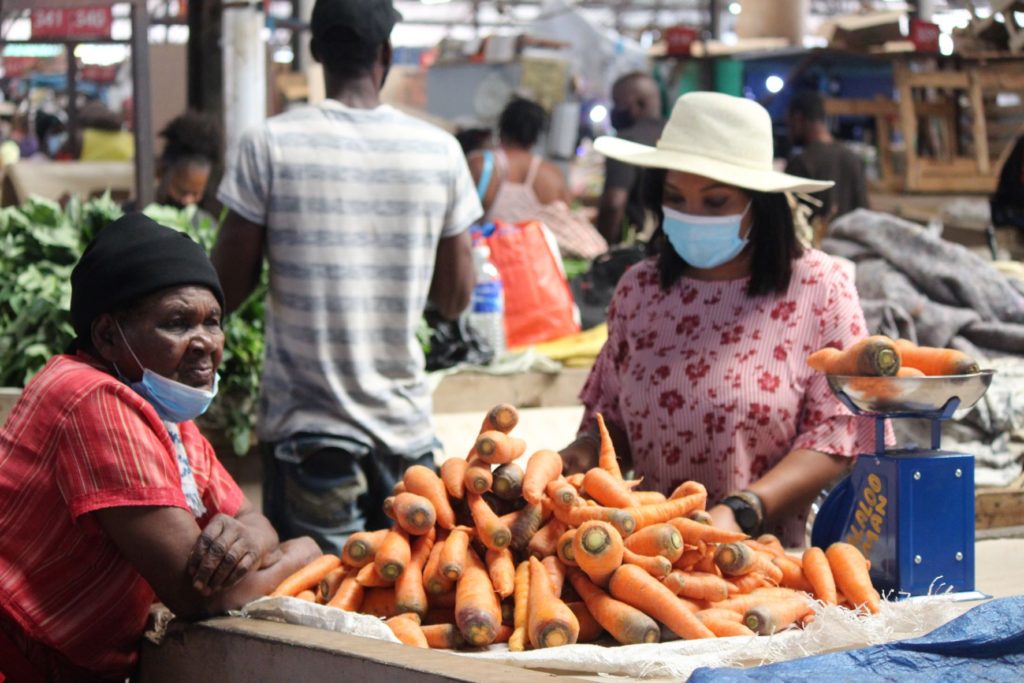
[0,354,243,679]
[580,250,879,545]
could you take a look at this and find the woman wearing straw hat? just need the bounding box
[561,92,877,546]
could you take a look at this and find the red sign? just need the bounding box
[31,7,112,40]
[909,19,940,53]
[1,57,38,79]
[80,64,119,83]
[665,26,699,57]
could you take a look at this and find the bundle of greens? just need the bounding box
[0,194,265,455]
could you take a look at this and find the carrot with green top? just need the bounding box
[527,556,580,649]
[608,564,715,640]
[624,523,684,562]
[474,430,527,465]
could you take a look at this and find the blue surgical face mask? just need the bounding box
[662,203,752,269]
[46,132,67,157]
[115,322,218,423]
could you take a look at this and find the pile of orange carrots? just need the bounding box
[268,404,882,650]
[807,335,980,378]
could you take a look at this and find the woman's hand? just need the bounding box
[708,504,744,535]
[560,436,599,475]
[187,513,263,595]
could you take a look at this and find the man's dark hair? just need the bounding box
[312,25,382,81]
[498,98,546,149]
[643,169,803,297]
[160,111,221,169]
[788,90,826,122]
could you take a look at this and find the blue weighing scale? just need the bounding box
[810,371,995,599]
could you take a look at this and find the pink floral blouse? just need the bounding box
[579,249,878,545]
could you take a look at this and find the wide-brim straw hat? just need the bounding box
[595,91,834,194]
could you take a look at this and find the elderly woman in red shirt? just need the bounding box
[0,214,320,682]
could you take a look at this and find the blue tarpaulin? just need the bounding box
[689,596,1024,682]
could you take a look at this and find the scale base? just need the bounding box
[812,449,976,598]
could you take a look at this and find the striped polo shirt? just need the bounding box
[218,100,482,455]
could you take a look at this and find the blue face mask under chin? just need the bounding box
[661,203,752,269]
[115,322,218,423]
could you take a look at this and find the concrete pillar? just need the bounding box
[222,3,267,170]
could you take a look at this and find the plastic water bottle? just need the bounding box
[468,244,506,361]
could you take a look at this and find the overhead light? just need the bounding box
[589,104,608,124]
[765,75,784,93]
[728,2,742,15]
[938,33,953,56]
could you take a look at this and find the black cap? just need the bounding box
[70,212,225,342]
[311,0,402,43]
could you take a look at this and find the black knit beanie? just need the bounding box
[70,212,225,343]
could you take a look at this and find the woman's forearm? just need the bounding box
[746,448,852,528]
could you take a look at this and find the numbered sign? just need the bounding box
[31,7,113,40]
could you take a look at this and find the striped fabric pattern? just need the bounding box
[0,354,243,677]
[218,101,483,454]
[580,250,880,546]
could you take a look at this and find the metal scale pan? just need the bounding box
[811,371,995,598]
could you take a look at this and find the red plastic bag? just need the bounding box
[475,221,580,348]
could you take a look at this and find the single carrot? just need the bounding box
[393,480,407,495]
[440,527,472,582]
[627,493,708,530]
[474,430,527,466]
[464,458,493,495]
[573,521,624,587]
[439,458,469,500]
[360,587,399,618]
[521,450,564,505]
[568,569,660,645]
[565,472,585,490]
[714,588,801,614]
[675,547,704,571]
[270,554,341,597]
[894,339,980,376]
[319,567,347,603]
[714,542,758,576]
[508,560,531,652]
[467,493,512,551]
[826,543,880,614]
[806,335,900,376]
[528,517,569,558]
[403,465,456,530]
[382,496,396,521]
[743,597,814,635]
[623,548,672,579]
[747,537,786,558]
[295,589,316,602]
[594,413,624,481]
[546,478,580,509]
[774,554,814,593]
[541,555,567,597]
[693,546,719,576]
[695,607,743,623]
[421,623,466,649]
[386,613,428,648]
[566,601,605,643]
[423,537,453,595]
[396,530,435,617]
[486,548,516,599]
[375,527,412,581]
[634,491,667,505]
[567,506,636,537]
[556,529,578,567]
[802,546,838,605]
[897,366,926,377]
[624,523,684,562]
[455,551,503,646]
[583,467,639,508]
[688,510,715,525]
[357,561,395,588]
[327,574,364,611]
[527,556,580,649]
[480,403,519,434]
[608,564,715,640]
[506,502,547,552]
[697,612,757,637]
[492,462,524,501]
[663,570,731,602]
[392,492,437,536]
[669,480,708,502]
[727,572,768,594]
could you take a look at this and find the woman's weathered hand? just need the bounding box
[560,439,599,475]
[187,513,262,595]
[708,504,744,534]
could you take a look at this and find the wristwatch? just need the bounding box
[720,490,764,536]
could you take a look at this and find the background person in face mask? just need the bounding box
[596,72,664,246]
[0,213,319,681]
[561,92,882,548]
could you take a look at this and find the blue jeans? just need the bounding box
[261,433,435,555]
